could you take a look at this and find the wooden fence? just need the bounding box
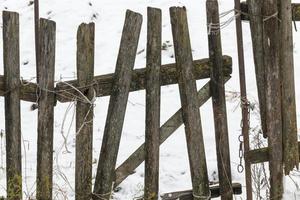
[233,1,300,200]
[0,3,243,200]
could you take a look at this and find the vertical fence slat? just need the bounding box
[262,0,283,199]
[144,7,161,200]
[279,0,299,175]
[247,0,267,138]
[93,10,142,200]
[36,18,56,200]
[234,0,253,199]
[206,0,233,199]
[3,11,22,200]
[170,7,210,199]
[75,23,95,200]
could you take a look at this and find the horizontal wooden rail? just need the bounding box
[240,2,300,21]
[246,142,300,164]
[160,182,242,200]
[0,56,232,103]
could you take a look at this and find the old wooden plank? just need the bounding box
[247,142,300,164]
[241,2,300,21]
[92,10,142,200]
[3,11,22,200]
[55,56,232,102]
[114,77,231,187]
[144,7,161,200]
[160,183,242,200]
[206,0,233,199]
[75,23,95,200]
[170,7,210,199]
[262,0,283,199]
[0,56,232,103]
[36,18,56,200]
[247,0,267,138]
[279,0,299,175]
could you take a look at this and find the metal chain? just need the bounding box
[237,97,250,173]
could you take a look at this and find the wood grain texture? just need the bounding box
[3,11,22,200]
[93,10,142,200]
[0,56,232,103]
[170,7,210,199]
[279,0,299,175]
[206,1,233,199]
[55,56,232,102]
[160,183,242,200]
[247,0,268,138]
[36,18,56,200]
[144,7,161,200]
[75,23,95,200]
[241,2,300,21]
[114,77,231,187]
[263,0,283,199]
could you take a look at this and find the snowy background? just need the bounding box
[0,0,300,199]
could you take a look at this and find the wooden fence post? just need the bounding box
[262,0,283,199]
[93,10,142,200]
[75,23,95,200]
[36,18,56,200]
[206,0,233,199]
[144,7,161,200]
[279,0,299,175]
[3,11,22,200]
[247,0,267,138]
[170,7,210,199]
[234,0,253,199]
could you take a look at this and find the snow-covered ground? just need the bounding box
[0,0,300,199]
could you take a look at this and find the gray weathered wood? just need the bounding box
[247,0,268,138]
[160,183,242,200]
[55,56,232,102]
[262,0,283,199]
[170,7,210,199]
[75,23,95,200]
[115,77,231,187]
[93,10,142,200]
[0,56,232,103]
[241,2,300,21]
[36,18,56,200]
[234,0,252,198]
[206,1,233,199]
[3,11,22,200]
[279,0,299,175]
[144,7,161,200]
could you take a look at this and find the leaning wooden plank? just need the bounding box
[279,0,299,175]
[247,0,267,138]
[75,23,95,200]
[263,0,283,199]
[114,77,230,187]
[3,11,22,200]
[0,56,232,102]
[160,183,242,200]
[144,7,161,200]
[240,2,300,21]
[92,10,142,200]
[170,7,210,199]
[206,0,233,199]
[55,56,232,102]
[36,18,56,200]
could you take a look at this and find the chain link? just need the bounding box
[237,97,250,173]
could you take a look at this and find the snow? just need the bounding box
[0,0,300,199]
